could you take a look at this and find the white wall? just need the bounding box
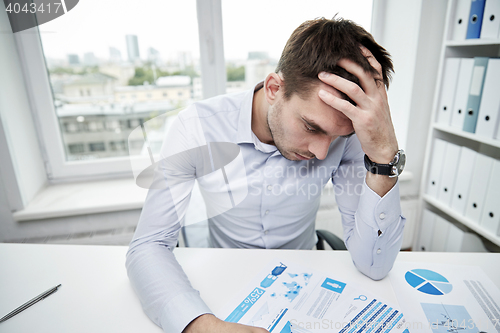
[372,0,423,151]
[372,0,447,196]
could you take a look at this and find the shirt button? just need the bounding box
[267,185,272,191]
[265,210,270,215]
[376,248,382,254]
[379,213,386,220]
[264,230,269,235]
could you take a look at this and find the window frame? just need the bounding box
[14,0,226,181]
[15,0,377,182]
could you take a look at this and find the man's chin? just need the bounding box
[276,149,297,161]
[274,144,311,161]
[282,151,312,161]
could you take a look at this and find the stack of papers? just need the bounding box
[218,260,409,333]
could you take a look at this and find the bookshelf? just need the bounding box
[415,0,500,251]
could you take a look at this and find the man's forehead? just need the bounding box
[298,81,344,102]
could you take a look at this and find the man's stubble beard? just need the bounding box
[266,100,297,161]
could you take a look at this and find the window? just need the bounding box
[16,0,201,179]
[16,0,373,180]
[127,119,141,129]
[89,142,106,152]
[64,122,79,133]
[105,120,120,131]
[88,121,104,132]
[68,143,85,154]
[109,140,126,151]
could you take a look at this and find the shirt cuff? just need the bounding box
[356,178,402,232]
[160,291,212,333]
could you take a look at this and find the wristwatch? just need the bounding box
[364,149,406,178]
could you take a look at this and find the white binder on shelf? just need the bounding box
[460,232,488,252]
[451,147,477,215]
[463,57,489,133]
[431,216,450,252]
[480,0,500,39]
[475,58,500,139]
[451,58,475,130]
[426,138,447,198]
[480,159,500,235]
[437,58,461,125]
[452,0,472,41]
[465,153,495,223]
[437,142,461,206]
[418,209,436,251]
[445,221,488,252]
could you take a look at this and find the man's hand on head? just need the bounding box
[183,314,270,333]
[317,46,399,197]
[316,46,399,165]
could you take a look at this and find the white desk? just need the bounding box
[0,244,499,333]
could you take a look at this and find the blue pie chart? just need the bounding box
[405,269,453,295]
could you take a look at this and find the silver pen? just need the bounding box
[0,284,62,323]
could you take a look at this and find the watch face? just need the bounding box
[390,150,406,177]
[398,153,406,172]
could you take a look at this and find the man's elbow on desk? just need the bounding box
[354,261,394,281]
[346,219,406,281]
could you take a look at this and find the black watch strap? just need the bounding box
[364,154,393,176]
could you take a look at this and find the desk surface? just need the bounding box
[0,244,499,333]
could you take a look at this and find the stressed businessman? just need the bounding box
[126,16,406,333]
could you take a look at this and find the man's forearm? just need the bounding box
[365,171,397,197]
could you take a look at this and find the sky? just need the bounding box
[39,0,373,62]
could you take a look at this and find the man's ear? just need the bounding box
[263,73,283,105]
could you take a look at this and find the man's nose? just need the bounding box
[308,136,333,160]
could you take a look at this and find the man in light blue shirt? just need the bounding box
[126,17,406,333]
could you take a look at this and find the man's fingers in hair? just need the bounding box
[318,89,359,120]
[359,46,386,92]
[359,46,383,76]
[335,59,379,98]
[318,68,372,107]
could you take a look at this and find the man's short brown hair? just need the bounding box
[275,16,394,102]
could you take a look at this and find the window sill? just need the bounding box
[12,171,413,222]
[13,178,148,222]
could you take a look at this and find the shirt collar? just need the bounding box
[236,82,263,143]
[235,86,254,144]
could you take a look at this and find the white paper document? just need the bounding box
[389,262,500,333]
[217,259,409,333]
